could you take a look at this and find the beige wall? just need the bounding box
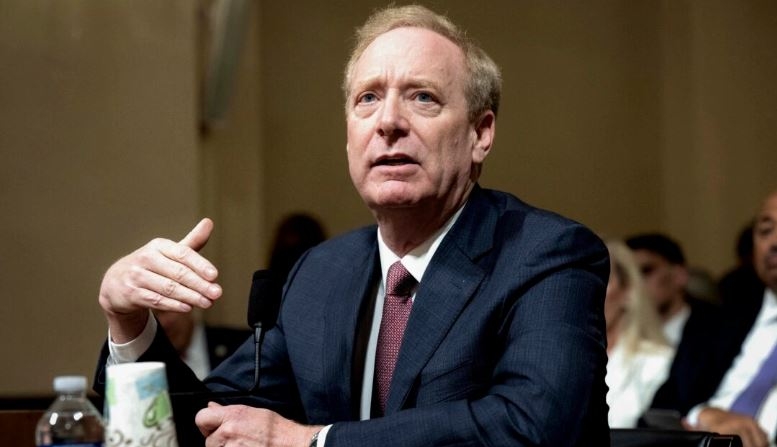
[0,2,200,394]
[1,0,775,395]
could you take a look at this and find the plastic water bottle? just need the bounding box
[35,375,105,447]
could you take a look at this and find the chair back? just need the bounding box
[611,428,742,447]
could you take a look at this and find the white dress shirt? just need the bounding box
[184,323,211,380]
[606,340,674,428]
[358,205,463,420]
[663,303,691,348]
[688,288,777,444]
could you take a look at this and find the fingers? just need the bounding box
[149,239,221,298]
[195,402,224,438]
[739,424,769,447]
[697,408,769,447]
[180,218,214,253]
[99,219,222,319]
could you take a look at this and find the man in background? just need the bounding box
[685,190,777,447]
[719,222,763,308]
[625,233,725,419]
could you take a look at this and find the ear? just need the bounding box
[471,110,496,164]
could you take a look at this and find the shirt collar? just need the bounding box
[377,203,465,285]
[662,303,691,347]
[760,288,777,324]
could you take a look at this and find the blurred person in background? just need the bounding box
[626,233,725,420]
[268,213,327,284]
[719,222,763,308]
[684,189,777,447]
[155,309,250,380]
[604,240,674,428]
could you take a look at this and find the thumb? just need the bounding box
[195,401,224,438]
[179,218,214,252]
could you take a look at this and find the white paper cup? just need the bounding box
[105,362,178,447]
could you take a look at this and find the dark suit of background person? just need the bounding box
[718,222,763,309]
[96,186,610,446]
[92,5,610,447]
[623,234,725,421]
[646,295,726,418]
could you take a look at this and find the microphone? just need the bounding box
[246,269,283,392]
[170,270,283,401]
[247,269,283,330]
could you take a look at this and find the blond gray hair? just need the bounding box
[342,5,501,122]
[606,239,670,357]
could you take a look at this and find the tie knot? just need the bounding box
[386,261,416,297]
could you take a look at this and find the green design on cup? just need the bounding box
[142,392,173,429]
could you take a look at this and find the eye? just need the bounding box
[415,91,436,103]
[357,92,378,104]
[755,222,774,237]
[640,265,655,276]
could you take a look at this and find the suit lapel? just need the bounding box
[386,186,497,413]
[321,235,380,420]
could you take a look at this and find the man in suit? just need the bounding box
[682,190,777,447]
[95,5,610,446]
[624,233,725,418]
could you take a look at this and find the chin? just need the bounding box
[365,193,423,211]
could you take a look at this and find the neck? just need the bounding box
[659,296,687,322]
[374,185,472,256]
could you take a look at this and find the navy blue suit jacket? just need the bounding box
[648,287,765,421]
[648,297,725,416]
[96,186,610,446]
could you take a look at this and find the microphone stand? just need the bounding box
[251,322,265,393]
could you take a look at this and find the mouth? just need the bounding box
[372,154,418,168]
[765,253,777,269]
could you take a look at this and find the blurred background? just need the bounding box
[1,0,775,395]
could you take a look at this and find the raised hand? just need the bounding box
[98,218,223,343]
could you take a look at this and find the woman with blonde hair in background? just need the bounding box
[605,239,675,427]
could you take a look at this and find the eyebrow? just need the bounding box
[350,76,441,94]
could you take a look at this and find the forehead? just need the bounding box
[350,27,466,89]
[757,192,777,222]
[632,249,670,267]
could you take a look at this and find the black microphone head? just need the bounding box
[247,269,283,329]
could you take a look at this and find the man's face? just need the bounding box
[345,27,493,215]
[753,191,777,291]
[631,249,687,316]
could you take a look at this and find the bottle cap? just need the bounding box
[53,376,87,393]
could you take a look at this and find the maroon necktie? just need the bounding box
[375,261,417,414]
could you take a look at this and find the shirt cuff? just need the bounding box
[685,403,707,428]
[107,310,157,365]
[315,424,333,446]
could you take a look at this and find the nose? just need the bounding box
[768,235,777,253]
[377,93,409,142]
